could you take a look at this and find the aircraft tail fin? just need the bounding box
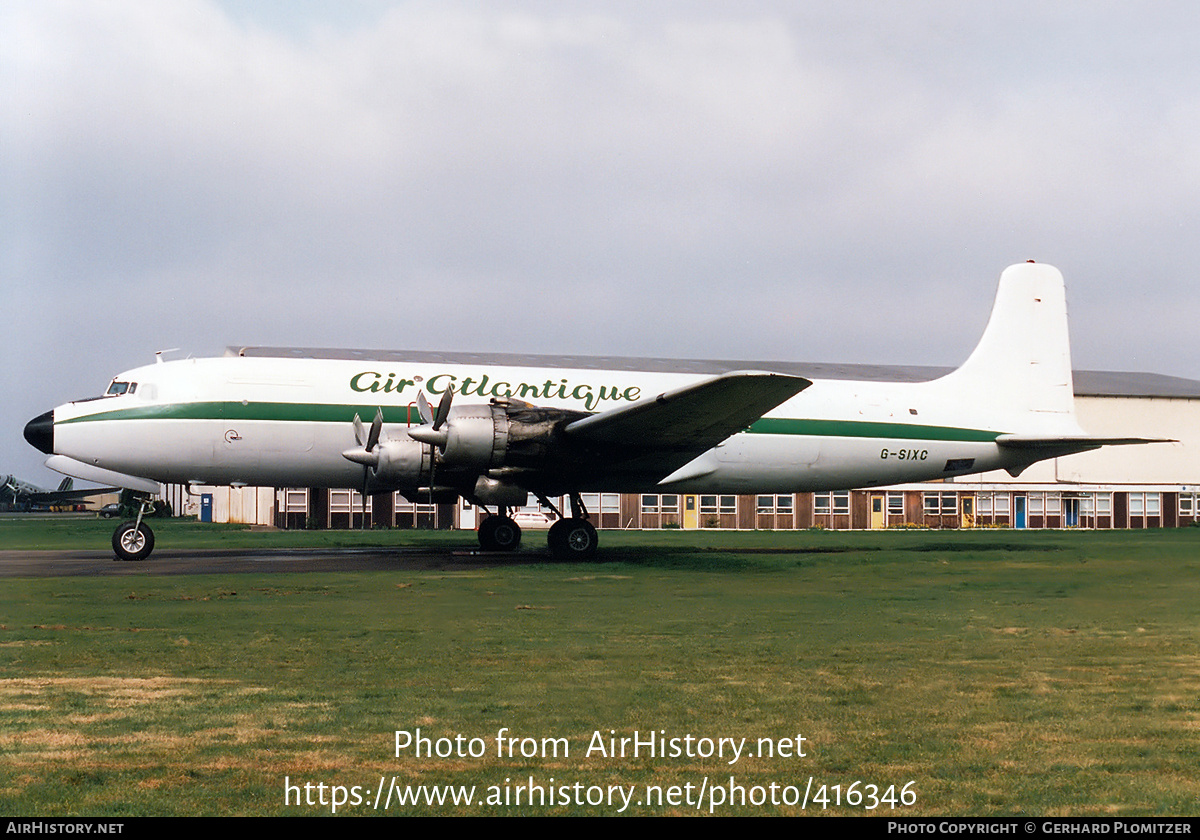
[57,477,73,492]
[934,261,1080,430]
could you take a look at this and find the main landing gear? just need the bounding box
[477,510,523,552]
[547,517,597,561]
[112,496,155,561]
[477,494,598,561]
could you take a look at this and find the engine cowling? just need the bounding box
[340,397,590,501]
[408,398,588,475]
[370,437,433,487]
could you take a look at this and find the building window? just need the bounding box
[395,497,435,513]
[703,495,739,515]
[924,492,956,515]
[887,492,904,516]
[581,493,620,514]
[641,495,679,514]
[1181,493,1198,517]
[281,489,308,512]
[1128,492,1161,517]
[814,491,849,515]
[330,489,370,513]
[756,495,792,514]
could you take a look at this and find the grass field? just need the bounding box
[2,520,1199,816]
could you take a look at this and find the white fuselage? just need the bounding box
[50,353,1037,494]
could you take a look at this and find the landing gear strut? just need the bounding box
[546,493,598,561]
[112,496,155,561]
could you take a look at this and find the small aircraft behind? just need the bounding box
[23,262,1158,561]
[1,473,114,511]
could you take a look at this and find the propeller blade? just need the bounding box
[433,387,453,431]
[352,413,366,447]
[366,407,383,451]
[416,391,433,425]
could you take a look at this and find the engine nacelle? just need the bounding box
[413,398,590,474]
[370,438,433,488]
[437,403,509,469]
[473,475,528,508]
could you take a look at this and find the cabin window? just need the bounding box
[105,381,137,396]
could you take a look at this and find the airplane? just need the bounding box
[23,262,1161,561]
[1,473,115,511]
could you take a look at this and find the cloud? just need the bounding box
[4,1,1199,479]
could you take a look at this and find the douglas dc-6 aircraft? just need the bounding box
[24,262,1158,561]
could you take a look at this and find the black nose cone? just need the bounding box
[24,410,54,455]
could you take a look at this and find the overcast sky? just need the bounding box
[4,1,1198,484]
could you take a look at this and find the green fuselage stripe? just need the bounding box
[59,402,420,425]
[60,401,1003,442]
[746,417,1003,442]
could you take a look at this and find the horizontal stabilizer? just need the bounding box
[994,434,1175,479]
[997,434,1175,449]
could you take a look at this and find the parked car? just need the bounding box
[99,503,122,518]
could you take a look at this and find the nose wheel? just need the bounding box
[112,496,156,561]
[112,520,155,561]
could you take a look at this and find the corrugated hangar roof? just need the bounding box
[229,347,1200,399]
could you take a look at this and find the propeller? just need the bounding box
[409,388,454,512]
[409,388,453,450]
[342,408,384,529]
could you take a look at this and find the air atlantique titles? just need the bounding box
[350,371,641,412]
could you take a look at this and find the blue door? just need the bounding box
[1064,497,1080,527]
[1014,496,1026,529]
[200,494,213,523]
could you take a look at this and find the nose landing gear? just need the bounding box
[112,496,155,561]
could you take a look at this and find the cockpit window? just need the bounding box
[106,381,137,396]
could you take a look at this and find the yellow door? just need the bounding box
[869,494,885,529]
[683,495,699,529]
[961,496,975,529]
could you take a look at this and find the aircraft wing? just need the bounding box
[559,370,811,481]
[24,487,119,504]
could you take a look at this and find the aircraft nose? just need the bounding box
[24,410,54,455]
